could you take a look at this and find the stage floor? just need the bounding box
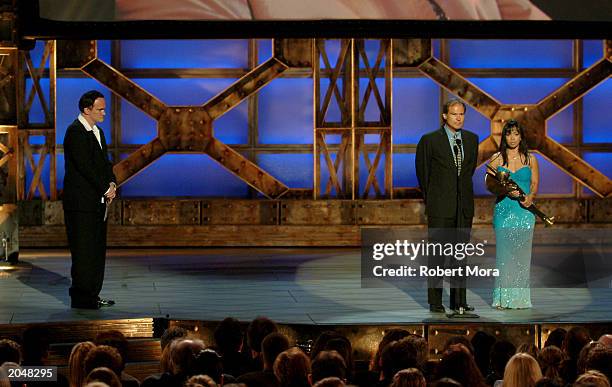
[1,248,611,325]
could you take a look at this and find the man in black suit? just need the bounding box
[63,90,117,309]
[415,99,479,314]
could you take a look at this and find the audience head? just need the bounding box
[84,383,110,387]
[161,326,188,351]
[584,344,612,382]
[171,339,207,378]
[21,326,50,364]
[545,329,567,348]
[84,345,123,377]
[436,349,486,387]
[85,367,122,387]
[490,340,517,376]
[518,343,540,360]
[247,317,278,357]
[471,331,496,376]
[371,329,411,372]
[310,350,346,384]
[598,334,612,348]
[381,338,418,381]
[564,327,591,360]
[403,335,428,371]
[185,374,218,387]
[0,339,21,365]
[311,331,341,360]
[261,332,290,371]
[69,341,96,387]
[391,368,426,387]
[214,318,243,355]
[94,330,128,368]
[573,370,610,387]
[444,335,475,356]
[192,348,224,384]
[312,377,345,387]
[274,347,311,387]
[538,345,566,380]
[577,341,604,375]
[324,336,354,377]
[503,352,543,387]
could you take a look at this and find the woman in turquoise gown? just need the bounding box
[489,120,539,309]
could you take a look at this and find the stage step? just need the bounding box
[0,318,154,343]
[47,338,162,366]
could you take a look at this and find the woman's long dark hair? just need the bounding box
[499,119,530,167]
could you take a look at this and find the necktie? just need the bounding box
[92,127,102,149]
[454,136,462,176]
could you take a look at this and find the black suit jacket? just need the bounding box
[63,119,116,212]
[415,126,479,218]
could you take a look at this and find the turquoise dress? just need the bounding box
[492,165,535,309]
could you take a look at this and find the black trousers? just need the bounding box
[64,204,107,305]
[427,215,473,309]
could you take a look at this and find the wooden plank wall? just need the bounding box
[18,198,611,247]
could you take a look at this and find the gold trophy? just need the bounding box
[485,164,554,226]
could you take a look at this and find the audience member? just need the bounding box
[184,374,217,387]
[192,348,225,386]
[246,317,279,371]
[95,330,140,387]
[370,329,411,373]
[0,339,21,365]
[518,343,540,360]
[502,352,543,387]
[391,368,426,387]
[161,326,188,351]
[274,347,311,387]
[310,350,347,384]
[598,334,612,348]
[85,367,122,387]
[573,370,610,387]
[312,376,345,387]
[538,345,566,383]
[435,349,486,387]
[324,336,354,382]
[545,329,567,348]
[443,336,475,356]
[471,331,495,377]
[214,317,249,377]
[84,345,124,378]
[561,327,591,383]
[584,344,612,382]
[486,340,516,385]
[69,341,96,387]
[380,339,419,386]
[237,332,288,387]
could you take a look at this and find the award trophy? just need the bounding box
[485,164,554,226]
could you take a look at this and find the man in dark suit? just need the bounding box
[415,99,479,314]
[63,90,116,309]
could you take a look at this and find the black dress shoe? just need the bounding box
[429,304,446,313]
[97,298,115,307]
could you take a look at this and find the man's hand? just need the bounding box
[105,182,117,204]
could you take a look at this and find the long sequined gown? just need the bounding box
[492,165,535,309]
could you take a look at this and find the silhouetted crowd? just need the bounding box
[0,318,610,387]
